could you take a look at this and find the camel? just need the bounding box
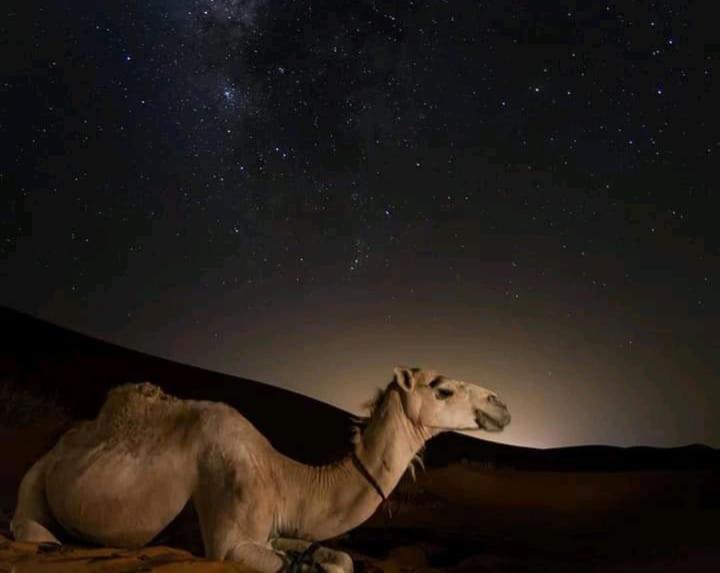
[11,367,511,572]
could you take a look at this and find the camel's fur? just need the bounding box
[11,367,510,573]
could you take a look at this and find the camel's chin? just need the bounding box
[476,412,505,432]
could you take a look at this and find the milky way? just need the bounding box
[2,1,718,447]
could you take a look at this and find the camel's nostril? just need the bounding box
[487,395,503,406]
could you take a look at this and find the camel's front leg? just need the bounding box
[271,538,353,573]
[195,492,299,572]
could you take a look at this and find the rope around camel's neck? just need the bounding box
[350,389,433,502]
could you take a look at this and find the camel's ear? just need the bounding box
[394,367,415,392]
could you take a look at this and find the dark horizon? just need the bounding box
[2,2,718,448]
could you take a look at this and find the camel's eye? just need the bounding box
[436,388,454,400]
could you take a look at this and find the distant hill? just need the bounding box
[1,305,717,496]
[426,435,719,472]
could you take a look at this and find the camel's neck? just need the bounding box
[275,390,431,541]
[352,390,432,499]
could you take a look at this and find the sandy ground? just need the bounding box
[0,533,257,572]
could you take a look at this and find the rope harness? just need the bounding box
[350,450,387,502]
[286,541,322,573]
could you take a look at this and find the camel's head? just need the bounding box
[393,367,511,433]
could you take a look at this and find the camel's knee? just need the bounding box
[10,517,61,545]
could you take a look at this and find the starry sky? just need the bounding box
[2,1,718,448]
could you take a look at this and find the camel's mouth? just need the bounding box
[476,410,511,432]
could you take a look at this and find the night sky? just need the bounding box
[2,1,718,448]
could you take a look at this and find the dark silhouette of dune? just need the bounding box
[0,306,354,468]
[427,434,720,472]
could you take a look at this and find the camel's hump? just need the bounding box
[96,382,181,434]
[103,381,176,408]
[107,382,174,401]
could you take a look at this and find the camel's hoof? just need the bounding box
[318,565,349,573]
